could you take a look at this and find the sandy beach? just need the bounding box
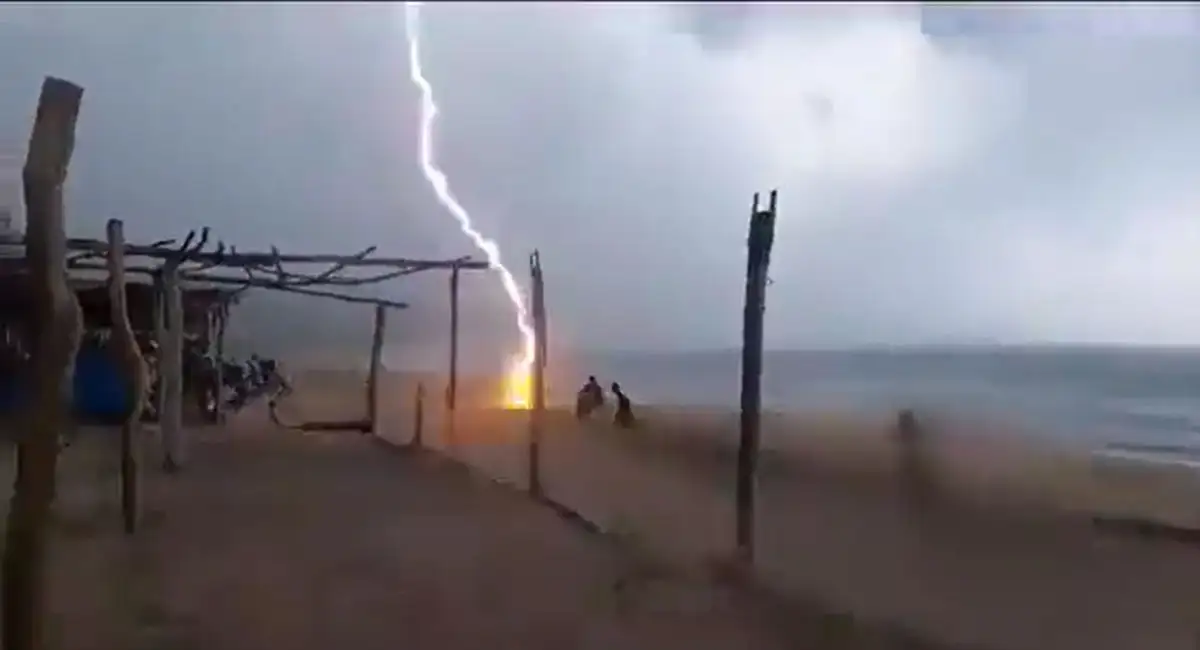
[307,370,1200,650]
[12,367,1200,649]
[2,410,810,650]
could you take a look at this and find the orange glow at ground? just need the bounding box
[503,362,533,410]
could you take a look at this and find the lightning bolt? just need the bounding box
[403,2,536,408]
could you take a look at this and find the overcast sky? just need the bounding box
[2,3,1200,365]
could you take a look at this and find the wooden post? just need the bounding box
[367,304,386,436]
[446,265,459,444]
[153,273,165,422]
[735,190,777,564]
[413,383,425,447]
[527,251,546,498]
[105,219,148,534]
[2,76,85,650]
[213,306,227,424]
[159,263,184,473]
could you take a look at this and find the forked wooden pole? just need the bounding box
[1,75,85,650]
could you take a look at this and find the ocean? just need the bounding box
[556,346,1200,450]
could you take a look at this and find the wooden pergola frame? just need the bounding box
[0,76,507,650]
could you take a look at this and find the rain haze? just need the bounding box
[2,3,1200,371]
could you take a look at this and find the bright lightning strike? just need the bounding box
[403,2,536,409]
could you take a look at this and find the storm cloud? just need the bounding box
[2,3,1200,368]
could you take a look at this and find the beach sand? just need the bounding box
[0,407,811,650]
[321,371,1200,650]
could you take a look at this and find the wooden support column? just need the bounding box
[213,306,227,424]
[367,304,386,436]
[2,76,85,650]
[159,263,184,473]
[527,251,546,498]
[735,190,778,564]
[106,219,148,533]
[446,265,459,444]
[412,383,425,447]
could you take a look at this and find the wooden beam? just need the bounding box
[63,239,490,270]
[159,263,184,473]
[367,305,386,436]
[106,219,148,534]
[67,262,412,309]
[2,75,85,650]
[735,190,777,564]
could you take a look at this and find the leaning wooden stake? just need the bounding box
[735,190,777,564]
[106,219,148,533]
[2,76,85,650]
[527,251,547,498]
[367,304,386,435]
[159,263,184,472]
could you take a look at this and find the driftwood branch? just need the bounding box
[2,76,85,650]
[106,219,148,533]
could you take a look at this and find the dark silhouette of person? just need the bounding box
[611,381,634,429]
[575,375,605,420]
[585,376,604,407]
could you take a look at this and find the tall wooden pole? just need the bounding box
[527,251,546,498]
[367,304,386,436]
[735,190,777,564]
[159,263,184,473]
[446,265,459,443]
[105,219,148,533]
[2,76,85,650]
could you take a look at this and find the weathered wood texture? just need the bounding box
[735,190,777,564]
[1,76,85,650]
[106,219,148,533]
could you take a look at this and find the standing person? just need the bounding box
[611,381,635,429]
[585,375,604,408]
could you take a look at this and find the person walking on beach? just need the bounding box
[611,381,635,429]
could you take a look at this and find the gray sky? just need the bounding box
[2,3,1200,366]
